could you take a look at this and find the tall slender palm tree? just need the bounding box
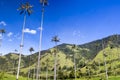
[52,36,60,80]
[16,2,33,80]
[29,47,34,53]
[28,47,34,80]
[116,34,119,59]
[33,63,37,80]
[71,44,77,80]
[36,0,48,80]
[0,29,5,47]
[45,58,49,80]
[65,54,71,71]
[102,39,108,80]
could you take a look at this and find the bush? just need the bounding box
[0,72,5,80]
[69,70,75,78]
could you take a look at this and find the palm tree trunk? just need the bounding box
[28,52,32,80]
[102,40,108,80]
[13,60,15,75]
[16,13,26,80]
[103,52,108,80]
[74,54,76,80]
[28,69,30,80]
[33,64,36,80]
[54,42,58,80]
[46,64,48,80]
[36,3,45,80]
[54,53,57,80]
[116,35,120,60]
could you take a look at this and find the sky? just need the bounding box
[0,0,120,55]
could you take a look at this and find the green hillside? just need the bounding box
[0,34,120,79]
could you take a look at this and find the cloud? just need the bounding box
[7,32,13,37]
[14,33,21,40]
[73,30,81,37]
[0,34,2,37]
[24,28,37,34]
[0,21,6,26]
[8,39,12,42]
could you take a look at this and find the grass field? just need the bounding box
[1,73,120,80]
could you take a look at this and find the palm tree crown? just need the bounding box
[40,0,48,5]
[17,2,33,16]
[52,36,60,43]
[29,47,34,52]
[0,29,5,35]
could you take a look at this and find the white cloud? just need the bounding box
[14,33,21,40]
[24,28,37,34]
[73,30,81,37]
[7,32,13,37]
[8,39,12,42]
[0,34,2,37]
[0,21,6,26]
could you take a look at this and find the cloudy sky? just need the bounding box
[0,0,120,55]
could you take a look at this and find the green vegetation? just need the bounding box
[1,35,120,79]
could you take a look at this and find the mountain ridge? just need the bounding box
[0,34,120,78]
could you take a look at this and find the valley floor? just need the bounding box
[1,73,120,80]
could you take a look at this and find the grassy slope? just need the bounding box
[80,46,120,76]
[1,73,27,80]
[21,50,74,76]
[2,73,120,80]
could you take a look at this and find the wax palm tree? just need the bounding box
[0,29,5,47]
[65,54,71,70]
[102,39,108,80]
[45,58,49,80]
[29,47,34,53]
[36,0,48,80]
[28,47,34,80]
[16,2,33,80]
[52,36,60,80]
[115,34,120,59]
[71,44,77,80]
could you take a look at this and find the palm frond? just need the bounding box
[20,10,24,15]
[26,2,33,9]
[52,36,60,42]
[29,47,34,52]
[27,9,32,16]
[40,0,48,6]
[17,2,33,15]
[44,0,48,5]
[72,44,76,49]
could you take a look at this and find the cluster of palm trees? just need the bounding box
[15,0,61,80]
[0,0,61,80]
[1,0,120,80]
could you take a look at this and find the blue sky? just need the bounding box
[0,0,120,55]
